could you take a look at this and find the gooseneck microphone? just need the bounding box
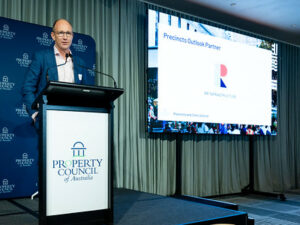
[46,53,70,82]
[68,53,118,88]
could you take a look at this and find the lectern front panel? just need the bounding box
[46,110,109,216]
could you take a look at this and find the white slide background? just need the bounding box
[157,24,272,125]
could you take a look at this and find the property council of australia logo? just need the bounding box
[0,127,15,142]
[71,141,86,157]
[88,64,96,77]
[16,104,29,118]
[0,179,15,194]
[0,75,15,91]
[72,39,88,52]
[16,153,35,167]
[0,24,16,39]
[52,141,103,183]
[36,32,53,46]
[16,53,32,67]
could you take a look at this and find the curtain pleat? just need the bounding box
[275,44,300,189]
[182,135,249,196]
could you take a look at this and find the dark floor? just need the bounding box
[113,189,246,225]
[0,189,246,225]
[0,189,299,225]
[214,190,300,225]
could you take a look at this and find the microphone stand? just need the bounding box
[68,53,118,88]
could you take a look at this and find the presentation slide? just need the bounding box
[147,9,278,135]
[157,24,272,126]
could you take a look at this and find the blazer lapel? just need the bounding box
[47,50,59,81]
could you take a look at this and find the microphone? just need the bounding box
[46,53,70,82]
[68,53,118,88]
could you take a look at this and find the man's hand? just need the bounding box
[32,111,39,123]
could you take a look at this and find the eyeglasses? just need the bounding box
[55,31,73,37]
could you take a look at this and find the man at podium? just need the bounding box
[22,18,90,124]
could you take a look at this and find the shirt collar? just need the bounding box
[53,45,72,57]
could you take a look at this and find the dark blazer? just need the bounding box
[22,48,89,116]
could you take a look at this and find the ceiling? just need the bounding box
[142,0,300,46]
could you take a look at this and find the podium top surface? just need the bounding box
[33,81,124,109]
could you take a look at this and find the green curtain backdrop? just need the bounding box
[0,0,299,197]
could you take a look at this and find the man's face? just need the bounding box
[51,20,73,53]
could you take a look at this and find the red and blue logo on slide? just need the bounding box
[220,64,227,88]
[214,63,228,88]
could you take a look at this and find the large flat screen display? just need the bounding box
[147,9,278,135]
